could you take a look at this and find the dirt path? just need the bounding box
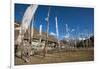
[15,49,94,65]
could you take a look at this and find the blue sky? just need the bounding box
[15,4,94,40]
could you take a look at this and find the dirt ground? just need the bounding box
[15,49,94,65]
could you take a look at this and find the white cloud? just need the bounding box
[50,32,56,36]
[71,29,75,32]
[78,37,86,40]
[64,34,70,38]
[78,37,82,40]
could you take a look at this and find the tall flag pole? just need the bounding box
[55,16,61,58]
[39,24,42,36]
[45,7,51,39]
[43,7,51,57]
[55,16,59,41]
[39,24,42,45]
[31,16,34,39]
[16,5,38,45]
